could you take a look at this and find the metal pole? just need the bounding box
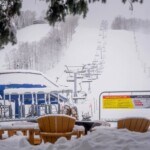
[44,94,47,114]
[22,94,25,118]
[57,94,60,114]
[35,93,38,116]
[19,95,22,118]
[48,93,51,114]
[31,94,34,117]
[4,94,6,118]
[88,82,91,93]
[74,72,77,103]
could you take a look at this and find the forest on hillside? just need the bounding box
[111,16,150,33]
[4,11,79,72]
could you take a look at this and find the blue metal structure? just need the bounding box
[0,70,67,118]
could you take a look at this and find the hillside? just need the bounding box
[45,27,150,119]
[0,0,150,120]
[1,21,150,120]
[46,27,150,94]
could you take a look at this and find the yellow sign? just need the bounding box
[103,95,134,109]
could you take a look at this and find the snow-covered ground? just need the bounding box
[1,12,150,121]
[0,0,150,149]
[46,28,150,120]
[0,24,51,69]
[0,127,150,150]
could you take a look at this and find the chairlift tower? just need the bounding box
[65,65,86,103]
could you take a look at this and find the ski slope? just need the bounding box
[0,0,150,120]
[0,22,150,120]
[45,26,150,120]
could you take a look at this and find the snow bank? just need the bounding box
[0,127,150,150]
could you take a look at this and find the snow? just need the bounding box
[17,24,51,43]
[21,0,48,18]
[0,70,57,88]
[4,88,58,95]
[0,121,38,130]
[0,0,150,149]
[0,127,150,150]
[0,24,51,70]
[37,114,76,120]
[45,28,150,121]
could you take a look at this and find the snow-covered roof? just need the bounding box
[0,70,58,88]
[0,69,42,74]
[4,87,58,95]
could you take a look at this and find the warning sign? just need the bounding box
[103,95,150,109]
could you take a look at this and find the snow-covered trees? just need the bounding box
[0,0,143,49]
[13,10,36,29]
[5,15,79,72]
[46,0,143,25]
[0,0,22,49]
[111,17,150,33]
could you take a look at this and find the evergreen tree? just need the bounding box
[0,0,143,49]
[0,0,22,49]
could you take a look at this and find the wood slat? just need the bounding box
[57,116,62,132]
[37,118,45,132]
[44,116,51,132]
[144,120,150,132]
[37,115,76,143]
[62,116,70,132]
[117,119,124,129]
[129,118,137,131]
[117,117,150,133]
[139,119,150,132]
[68,118,75,132]
[124,119,131,129]
[50,116,56,132]
[134,118,143,132]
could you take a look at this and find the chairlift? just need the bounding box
[96,47,101,51]
[98,61,105,65]
[76,74,84,79]
[98,65,103,69]
[92,60,99,64]
[89,69,96,74]
[95,54,100,57]
[72,96,86,100]
[81,73,90,78]
[97,70,103,74]
[90,77,98,80]
[77,91,87,96]
[91,65,98,69]
[66,77,74,82]
[82,78,93,83]
[91,71,99,76]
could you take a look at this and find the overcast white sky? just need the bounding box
[22,0,150,26]
[78,0,150,28]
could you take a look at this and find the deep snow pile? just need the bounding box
[0,127,150,150]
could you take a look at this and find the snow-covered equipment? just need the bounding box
[0,70,68,119]
[82,112,91,121]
